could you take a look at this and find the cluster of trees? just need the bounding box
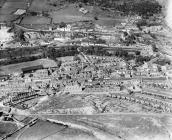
[0,47,45,66]
[84,46,151,64]
[0,56,42,66]
[154,59,171,66]
[46,46,79,60]
[65,0,162,17]
[0,43,152,66]
[0,45,80,66]
[136,19,148,29]
[116,1,162,17]
[0,47,44,60]
[13,29,26,43]
[85,46,130,58]
[120,32,137,46]
[29,11,49,17]
[84,46,107,56]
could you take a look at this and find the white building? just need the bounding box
[64,84,82,94]
[0,25,14,48]
[79,8,88,14]
[14,9,26,15]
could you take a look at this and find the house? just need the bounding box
[0,75,9,81]
[33,69,49,79]
[79,8,88,14]
[14,9,26,15]
[140,45,154,56]
[64,84,82,94]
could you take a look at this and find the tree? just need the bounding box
[14,29,25,42]
[59,22,67,28]
[94,16,98,20]
[56,60,62,67]
[30,11,38,16]
[73,55,81,61]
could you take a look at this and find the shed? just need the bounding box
[22,65,43,73]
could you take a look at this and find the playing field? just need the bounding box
[21,16,51,24]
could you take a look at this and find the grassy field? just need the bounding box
[9,120,96,140]
[19,24,51,30]
[0,0,28,22]
[0,122,18,138]
[41,114,171,140]
[0,1,28,14]
[50,4,93,23]
[50,4,125,25]
[2,1,28,9]
[21,16,51,24]
[0,58,57,75]
[95,17,125,27]
[0,0,6,7]
[51,14,93,23]
[0,15,18,22]
[28,0,64,12]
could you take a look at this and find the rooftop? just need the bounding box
[22,65,44,73]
